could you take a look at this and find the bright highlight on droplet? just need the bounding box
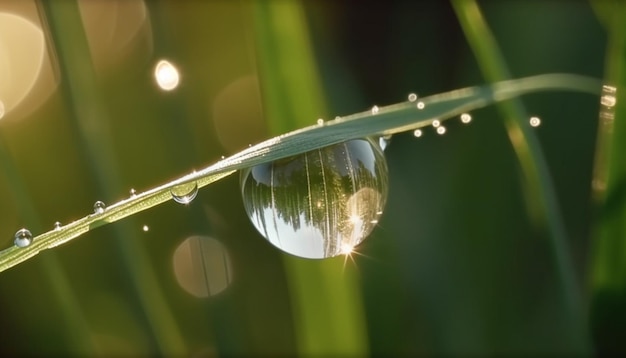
[413,129,422,137]
[432,119,440,127]
[154,60,180,91]
[371,105,379,114]
[417,101,425,110]
[529,116,541,127]
[436,126,446,135]
[461,113,472,123]
[408,93,417,102]
[142,225,149,232]
[340,243,354,255]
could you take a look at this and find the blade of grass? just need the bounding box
[451,0,588,351]
[40,1,186,355]
[0,73,600,272]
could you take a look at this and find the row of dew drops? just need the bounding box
[11,91,543,249]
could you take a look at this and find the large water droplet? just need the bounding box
[171,181,199,204]
[240,138,389,259]
[93,201,106,214]
[14,228,32,248]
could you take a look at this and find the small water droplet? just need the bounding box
[417,101,425,110]
[240,138,388,259]
[334,116,341,121]
[317,118,324,125]
[413,129,423,137]
[54,222,61,230]
[436,126,446,135]
[408,93,418,102]
[371,105,379,114]
[14,228,32,248]
[93,201,106,214]
[130,188,137,197]
[432,119,441,128]
[379,135,391,150]
[460,113,472,123]
[171,182,199,204]
[221,155,225,160]
[142,225,149,232]
[529,116,541,127]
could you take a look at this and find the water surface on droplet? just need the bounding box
[93,201,106,214]
[171,181,199,204]
[240,138,388,259]
[14,228,32,247]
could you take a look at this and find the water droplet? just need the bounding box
[436,126,446,135]
[93,201,106,214]
[371,105,379,114]
[240,138,389,259]
[416,101,425,110]
[221,155,225,160]
[413,129,423,137]
[379,135,391,150]
[460,113,472,123]
[14,228,32,248]
[130,188,137,197]
[154,59,180,91]
[142,225,149,232]
[171,182,199,204]
[334,116,341,121]
[54,222,61,230]
[432,119,441,128]
[529,116,541,127]
[317,118,324,125]
[408,93,418,102]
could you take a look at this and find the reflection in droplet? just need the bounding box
[154,59,179,91]
[529,116,541,127]
[173,235,233,298]
[93,201,106,214]
[371,105,379,114]
[432,119,440,128]
[14,228,32,247]
[436,126,446,135]
[240,138,388,259]
[171,181,198,204]
[408,93,418,102]
[461,113,472,123]
[413,129,423,137]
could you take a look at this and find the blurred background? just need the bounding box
[0,0,611,356]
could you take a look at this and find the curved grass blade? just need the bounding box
[0,73,601,273]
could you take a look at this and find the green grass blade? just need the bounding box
[452,0,588,350]
[0,73,600,273]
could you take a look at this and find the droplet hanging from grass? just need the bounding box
[240,138,389,259]
[171,182,199,205]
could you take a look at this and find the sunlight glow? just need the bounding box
[154,59,180,91]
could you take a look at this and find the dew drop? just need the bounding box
[54,221,61,230]
[432,119,441,128]
[240,138,389,259]
[334,116,341,121]
[413,129,423,137]
[529,116,541,127]
[436,126,446,135]
[171,181,199,204]
[371,105,379,114]
[14,228,32,248]
[417,101,425,110]
[461,113,472,123]
[130,188,137,197]
[221,155,225,160]
[93,201,106,214]
[379,135,391,151]
[408,93,418,102]
[142,225,149,232]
